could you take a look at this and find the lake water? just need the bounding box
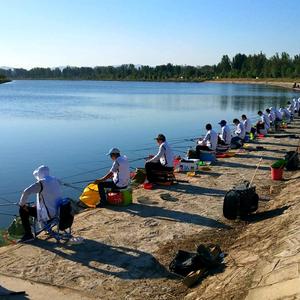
[0,80,298,228]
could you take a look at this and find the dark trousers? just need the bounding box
[97,181,118,205]
[256,122,265,133]
[231,136,243,143]
[145,161,172,183]
[217,136,229,146]
[19,205,37,236]
[196,145,212,158]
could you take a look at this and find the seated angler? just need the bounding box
[287,101,294,121]
[217,120,232,146]
[232,118,245,144]
[266,108,275,128]
[196,123,218,157]
[241,114,252,136]
[94,148,130,205]
[257,110,270,134]
[145,134,174,183]
[18,165,62,243]
[279,107,291,123]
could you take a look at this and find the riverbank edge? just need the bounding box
[206,79,300,91]
[0,79,11,84]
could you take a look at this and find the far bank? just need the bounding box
[206,78,300,91]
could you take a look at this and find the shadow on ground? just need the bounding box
[242,206,290,223]
[34,238,175,280]
[111,203,231,229]
[0,285,28,299]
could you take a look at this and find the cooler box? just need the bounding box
[199,151,216,162]
[179,159,199,171]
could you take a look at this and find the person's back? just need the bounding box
[236,122,245,139]
[222,125,232,145]
[160,141,174,167]
[207,129,218,150]
[243,118,251,134]
[39,175,62,219]
[113,155,130,188]
[261,113,270,129]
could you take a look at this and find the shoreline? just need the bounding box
[206,78,300,91]
[0,79,11,84]
[4,78,300,91]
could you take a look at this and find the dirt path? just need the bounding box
[0,119,299,299]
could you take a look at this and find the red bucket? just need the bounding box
[271,167,283,180]
[143,183,153,190]
[107,192,122,205]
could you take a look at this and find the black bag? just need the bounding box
[58,199,74,230]
[187,149,198,159]
[223,181,259,220]
[285,151,299,171]
[169,244,222,276]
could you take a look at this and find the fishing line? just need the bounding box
[0,212,17,217]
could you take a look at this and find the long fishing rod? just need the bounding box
[0,203,17,207]
[0,195,17,205]
[0,212,17,217]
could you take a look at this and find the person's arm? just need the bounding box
[147,145,164,163]
[94,171,113,184]
[19,182,41,207]
[94,161,117,184]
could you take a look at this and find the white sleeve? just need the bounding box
[19,182,41,206]
[203,132,210,143]
[110,161,119,173]
[148,145,164,163]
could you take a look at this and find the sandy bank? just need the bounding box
[206,79,300,91]
[0,119,299,299]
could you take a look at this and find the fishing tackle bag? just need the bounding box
[284,151,299,171]
[169,244,222,277]
[223,181,259,220]
[58,198,74,230]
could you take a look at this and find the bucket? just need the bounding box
[107,192,123,205]
[271,167,283,180]
[199,151,216,162]
[121,188,133,206]
[143,182,153,190]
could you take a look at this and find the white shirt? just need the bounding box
[274,109,282,120]
[261,113,270,130]
[220,125,231,145]
[19,172,62,222]
[235,122,245,139]
[110,155,130,188]
[268,112,275,122]
[148,141,174,167]
[201,129,218,150]
[281,108,291,120]
[242,118,251,133]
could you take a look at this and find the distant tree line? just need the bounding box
[1,52,300,82]
[0,74,10,83]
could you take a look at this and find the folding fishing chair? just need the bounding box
[32,198,73,242]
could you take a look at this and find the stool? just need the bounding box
[151,169,176,185]
[107,187,133,206]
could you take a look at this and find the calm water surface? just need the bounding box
[0,80,298,227]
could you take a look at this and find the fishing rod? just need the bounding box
[0,212,17,217]
[0,203,17,207]
[0,195,17,205]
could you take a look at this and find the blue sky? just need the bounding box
[1,0,299,68]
